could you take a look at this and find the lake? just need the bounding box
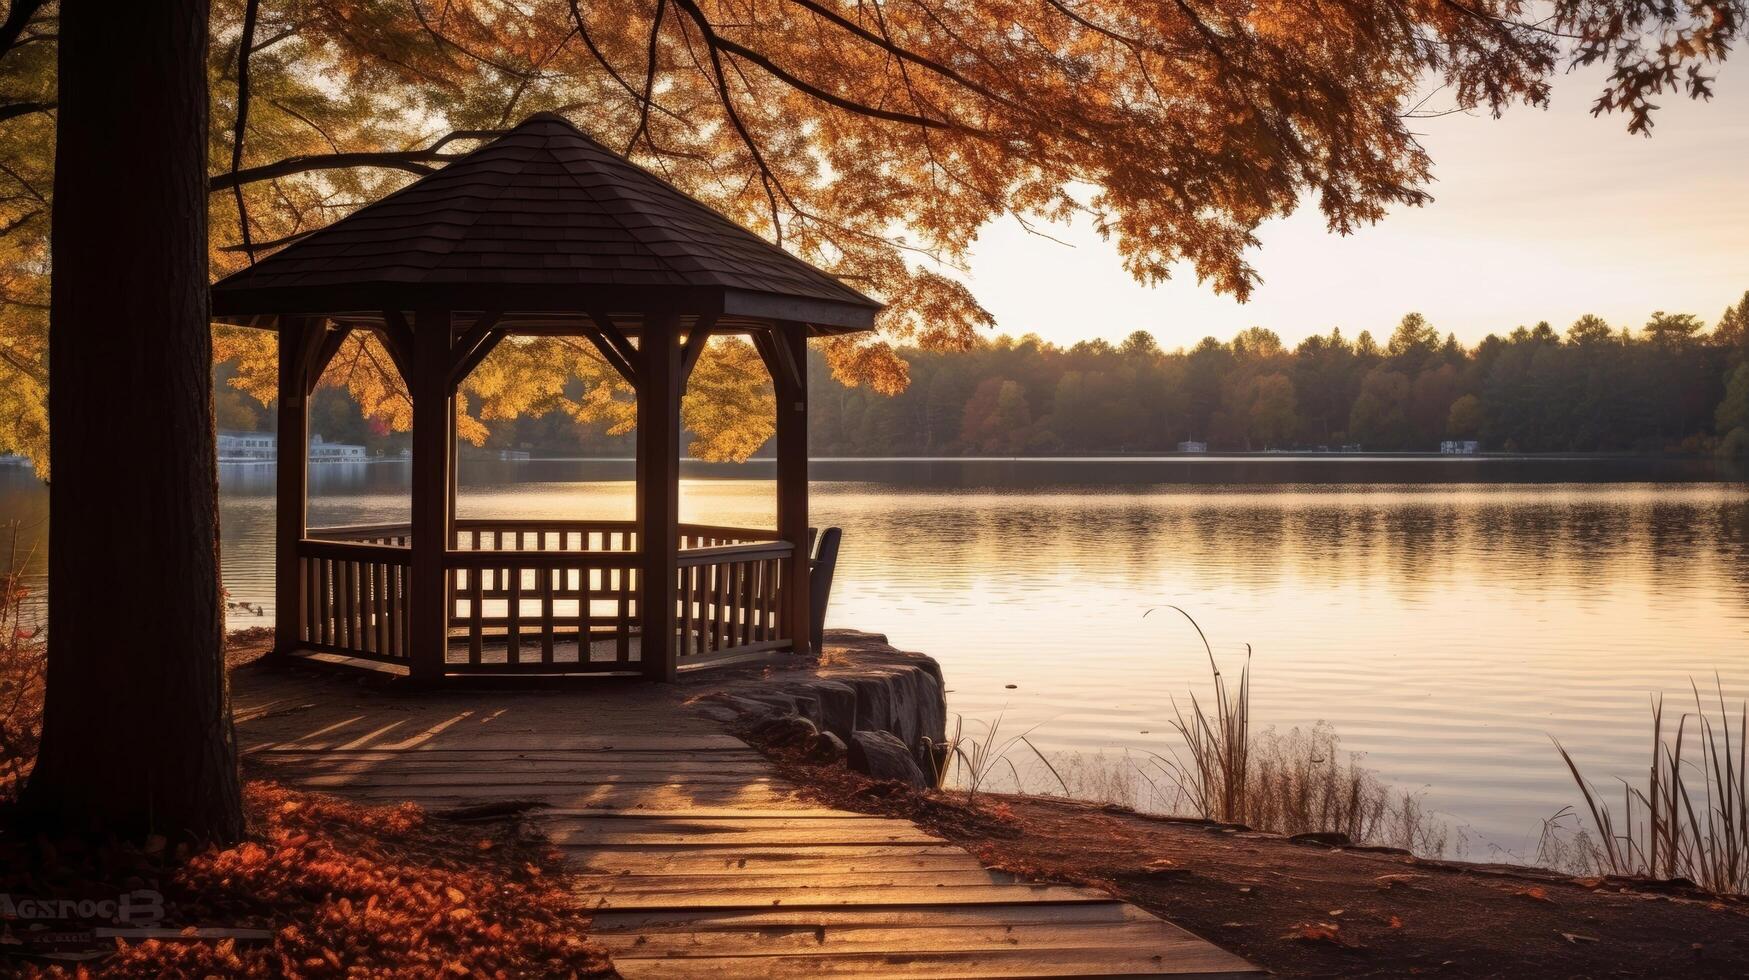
[2,455,1746,861]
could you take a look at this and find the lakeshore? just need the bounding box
[222,628,1749,977]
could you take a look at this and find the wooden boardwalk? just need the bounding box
[236,666,1259,978]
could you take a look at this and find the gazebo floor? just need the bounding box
[441,632,788,675]
[234,646,1261,978]
[287,631,791,679]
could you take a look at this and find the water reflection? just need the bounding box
[0,456,1746,859]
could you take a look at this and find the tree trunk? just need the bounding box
[23,0,243,841]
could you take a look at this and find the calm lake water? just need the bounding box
[2,455,1747,860]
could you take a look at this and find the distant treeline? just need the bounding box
[811,297,1749,457]
[216,296,1749,459]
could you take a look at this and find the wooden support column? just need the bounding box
[446,400,459,530]
[273,316,314,659]
[635,315,682,681]
[408,310,453,681]
[771,321,812,654]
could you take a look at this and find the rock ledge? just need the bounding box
[687,629,948,781]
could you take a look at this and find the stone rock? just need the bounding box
[698,693,779,718]
[749,713,819,748]
[691,703,739,723]
[741,692,804,716]
[847,730,928,788]
[806,731,848,764]
[781,679,857,740]
[687,630,949,773]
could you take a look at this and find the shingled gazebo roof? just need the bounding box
[212,113,880,333]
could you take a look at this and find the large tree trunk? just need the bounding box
[23,0,243,841]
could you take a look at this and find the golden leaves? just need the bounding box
[1,0,1739,470]
[65,781,614,977]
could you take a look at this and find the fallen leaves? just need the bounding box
[1513,886,1554,903]
[2,781,613,977]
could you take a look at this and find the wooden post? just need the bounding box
[408,310,452,681]
[635,315,682,681]
[771,322,812,654]
[446,397,459,531]
[273,316,312,659]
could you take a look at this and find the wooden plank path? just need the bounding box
[236,669,1259,978]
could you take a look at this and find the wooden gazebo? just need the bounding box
[212,113,880,682]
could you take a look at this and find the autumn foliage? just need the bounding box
[4,782,611,977]
[1,0,1745,468]
[0,529,42,797]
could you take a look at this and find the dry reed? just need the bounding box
[1553,678,1749,895]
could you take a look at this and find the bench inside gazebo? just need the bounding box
[211,113,880,682]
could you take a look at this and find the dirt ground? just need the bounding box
[752,738,1749,979]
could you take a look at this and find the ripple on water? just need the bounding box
[2,462,1746,858]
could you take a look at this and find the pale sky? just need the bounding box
[958,66,1749,350]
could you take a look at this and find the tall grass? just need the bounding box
[919,608,1446,854]
[1553,679,1749,894]
[924,712,1067,800]
[1144,606,1250,822]
[1137,606,1446,852]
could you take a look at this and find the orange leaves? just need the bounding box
[16,781,615,978]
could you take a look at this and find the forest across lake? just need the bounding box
[204,304,1749,468]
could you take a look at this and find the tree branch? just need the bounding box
[217,226,316,253]
[409,0,533,80]
[0,342,45,385]
[626,0,668,154]
[0,207,41,240]
[0,0,46,61]
[781,0,1021,115]
[206,130,500,192]
[669,4,787,243]
[674,0,967,132]
[230,0,262,263]
[0,101,53,124]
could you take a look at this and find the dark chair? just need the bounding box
[808,527,842,654]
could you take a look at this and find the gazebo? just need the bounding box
[212,113,880,682]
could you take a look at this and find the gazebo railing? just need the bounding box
[295,520,795,673]
[294,537,413,665]
[445,548,642,672]
[455,518,636,553]
[307,522,412,546]
[677,541,792,664]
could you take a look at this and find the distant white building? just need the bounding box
[1441,440,1480,455]
[308,435,368,461]
[218,431,371,461]
[218,430,276,460]
[1177,440,1208,453]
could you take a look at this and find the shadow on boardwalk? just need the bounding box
[231,647,1260,979]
